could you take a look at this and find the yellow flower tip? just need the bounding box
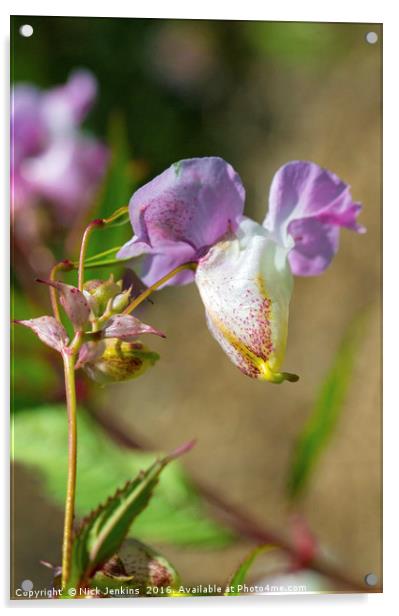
[258,362,299,384]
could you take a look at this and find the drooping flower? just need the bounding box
[11,70,108,219]
[118,158,364,382]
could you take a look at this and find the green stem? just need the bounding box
[77,207,129,290]
[49,261,74,321]
[61,350,78,589]
[123,262,197,315]
[79,257,131,270]
[81,246,123,264]
[78,220,105,291]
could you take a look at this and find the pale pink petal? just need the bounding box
[37,279,90,329]
[103,314,166,341]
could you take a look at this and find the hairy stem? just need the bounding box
[123,262,198,315]
[61,350,78,589]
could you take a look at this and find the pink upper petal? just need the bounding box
[117,157,245,285]
[287,217,340,276]
[263,161,365,276]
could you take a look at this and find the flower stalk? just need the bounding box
[49,260,74,321]
[61,349,78,589]
[123,262,197,315]
[78,219,105,290]
[77,206,129,291]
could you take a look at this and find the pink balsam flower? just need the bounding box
[118,158,364,383]
[11,70,108,220]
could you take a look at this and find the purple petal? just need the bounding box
[120,240,197,287]
[20,136,108,218]
[14,316,68,352]
[104,314,166,341]
[38,280,90,329]
[118,157,245,284]
[11,73,106,216]
[263,161,365,276]
[41,69,97,132]
[11,85,47,165]
[287,217,340,276]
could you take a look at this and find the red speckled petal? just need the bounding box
[195,218,295,383]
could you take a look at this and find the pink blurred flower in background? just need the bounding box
[11,70,108,222]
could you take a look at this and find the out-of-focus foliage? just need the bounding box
[225,545,274,595]
[13,405,234,547]
[11,289,60,410]
[287,314,366,500]
[11,18,362,177]
[85,113,138,280]
[242,22,350,68]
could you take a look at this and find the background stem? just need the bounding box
[61,351,78,588]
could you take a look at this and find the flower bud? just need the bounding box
[111,288,132,313]
[92,539,179,595]
[82,338,159,384]
[83,275,122,317]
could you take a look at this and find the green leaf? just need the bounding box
[225,545,274,595]
[12,405,233,547]
[69,445,190,587]
[287,315,365,500]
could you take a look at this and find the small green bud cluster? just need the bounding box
[83,275,131,323]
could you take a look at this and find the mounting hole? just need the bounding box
[19,24,34,38]
[364,572,378,587]
[365,31,378,45]
[21,579,33,591]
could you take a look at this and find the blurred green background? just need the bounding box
[11,17,381,594]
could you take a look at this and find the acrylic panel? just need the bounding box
[10,16,382,600]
